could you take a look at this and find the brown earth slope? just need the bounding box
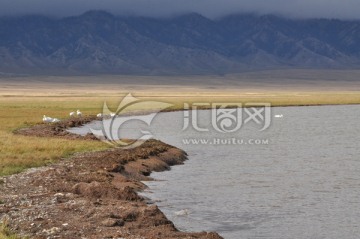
[1,119,223,239]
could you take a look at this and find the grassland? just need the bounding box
[0,72,359,238]
[0,97,112,176]
[1,90,359,177]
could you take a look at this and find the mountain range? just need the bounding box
[1,11,360,75]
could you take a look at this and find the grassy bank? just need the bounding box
[0,98,111,176]
[0,91,359,177]
[1,92,360,174]
[149,91,360,108]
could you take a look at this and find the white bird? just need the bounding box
[76,110,82,117]
[274,114,284,118]
[43,115,55,123]
[110,113,116,117]
[69,111,75,117]
[52,118,60,123]
[97,113,103,118]
[174,209,190,216]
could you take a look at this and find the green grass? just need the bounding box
[0,220,21,239]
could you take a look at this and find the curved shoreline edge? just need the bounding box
[5,103,360,237]
[1,117,223,239]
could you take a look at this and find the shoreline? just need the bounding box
[0,101,358,239]
[1,117,223,238]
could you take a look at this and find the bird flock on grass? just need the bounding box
[42,109,116,123]
[43,109,83,123]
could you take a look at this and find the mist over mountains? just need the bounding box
[1,11,360,75]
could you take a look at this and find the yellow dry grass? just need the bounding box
[147,91,360,108]
[0,90,359,177]
[0,98,111,176]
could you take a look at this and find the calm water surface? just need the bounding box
[70,105,360,239]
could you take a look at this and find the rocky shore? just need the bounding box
[1,118,223,239]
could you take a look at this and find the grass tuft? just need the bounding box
[0,219,21,239]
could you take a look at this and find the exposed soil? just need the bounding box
[14,116,100,140]
[2,119,223,239]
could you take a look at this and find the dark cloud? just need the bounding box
[0,0,360,19]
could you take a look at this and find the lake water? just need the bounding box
[69,105,360,239]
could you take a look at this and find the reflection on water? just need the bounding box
[70,105,360,239]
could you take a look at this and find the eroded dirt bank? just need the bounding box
[2,119,223,239]
[14,116,99,140]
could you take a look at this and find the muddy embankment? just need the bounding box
[1,117,223,239]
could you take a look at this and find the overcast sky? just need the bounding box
[0,0,360,19]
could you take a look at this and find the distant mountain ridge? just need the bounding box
[1,11,360,75]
